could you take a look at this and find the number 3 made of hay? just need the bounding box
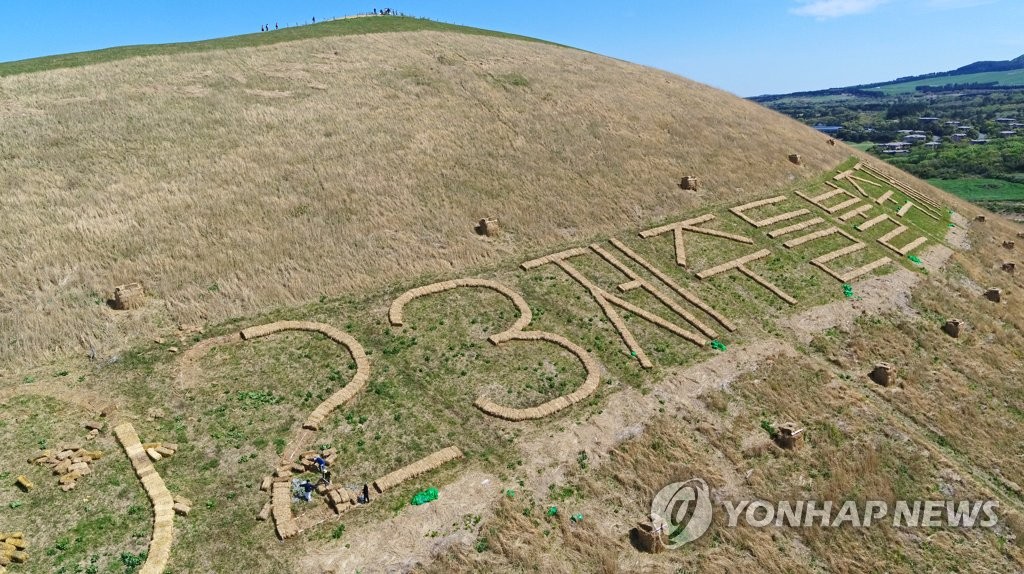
[388,278,601,421]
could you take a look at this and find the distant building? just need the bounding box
[918,117,940,122]
[924,141,941,149]
[903,134,928,142]
[999,130,1017,137]
[944,120,960,126]
[813,123,842,134]
[878,142,911,154]
[951,133,968,142]
[970,138,989,145]
[995,117,1017,123]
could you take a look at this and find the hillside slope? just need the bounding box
[0,21,852,365]
[2,18,1023,574]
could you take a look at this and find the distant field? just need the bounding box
[0,15,560,77]
[870,68,1024,95]
[928,177,1024,201]
[849,142,875,152]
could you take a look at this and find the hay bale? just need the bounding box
[775,422,804,450]
[475,217,500,237]
[942,319,964,338]
[1003,241,1016,250]
[14,476,33,492]
[678,176,700,191]
[869,362,896,387]
[112,283,144,310]
[630,522,667,553]
[985,288,1002,303]
[975,215,987,222]
[1002,262,1016,274]
[788,154,802,165]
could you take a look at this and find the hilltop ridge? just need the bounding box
[0,15,560,77]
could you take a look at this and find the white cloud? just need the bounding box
[791,0,889,18]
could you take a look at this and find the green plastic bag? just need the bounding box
[546,506,558,516]
[842,283,854,298]
[710,340,727,352]
[571,513,584,523]
[505,489,515,498]
[908,255,922,265]
[411,487,439,506]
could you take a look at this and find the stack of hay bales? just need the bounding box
[324,487,358,514]
[272,481,299,539]
[297,448,338,474]
[372,446,463,494]
[112,283,145,310]
[0,532,28,569]
[172,495,192,517]
[789,154,802,165]
[112,423,175,573]
[83,421,103,441]
[29,446,104,491]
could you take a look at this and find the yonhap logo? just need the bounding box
[651,478,714,548]
[649,476,1000,551]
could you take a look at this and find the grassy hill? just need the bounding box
[1,16,1023,574]
[0,16,853,367]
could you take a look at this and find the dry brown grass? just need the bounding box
[0,30,855,366]
[427,353,1024,573]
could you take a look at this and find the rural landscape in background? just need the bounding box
[756,54,1024,220]
[0,9,1022,574]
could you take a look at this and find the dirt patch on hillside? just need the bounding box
[301,471,500,574]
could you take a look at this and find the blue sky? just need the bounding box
[0,1,1021,96]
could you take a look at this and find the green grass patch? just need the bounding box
[928,177,1024,202]
[868,68,1024,95]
